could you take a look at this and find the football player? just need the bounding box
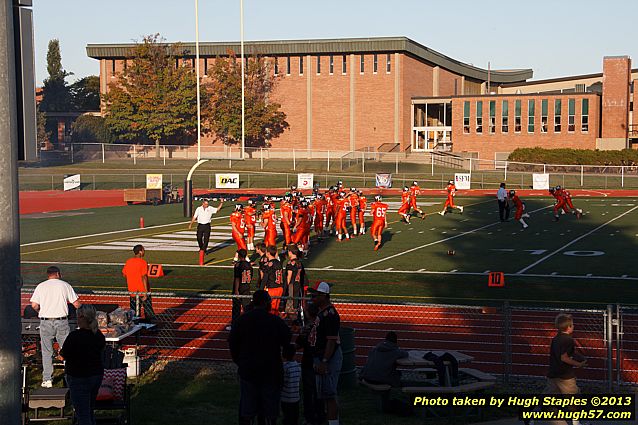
[280,194,294,249]
[261,203,278,247]
[410,181,426,219]
[370,195,389,251]
[509,190,530,229]
[230,204,247,259]
[348,188,360,235]
[244,199,257,252]
[358,190,367,235]
[334,191,351,241]
[397,186,412,224]
[439,180,464,216]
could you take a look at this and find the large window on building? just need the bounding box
[476,101,483,134]
[342,55,347,74]
[329,55,334,75]
[373,54,378,73]
[489,101,496,134]
[568,99,575,132]
[515,100,521,133]
[316,56,321,75]
[502,100,509,133]
[286,57,291,75]
[554,99,562,132]
[386,54,391,73]
[528,100,535,133]
[299,56,304,75]
[463,101,470,134]
[274,57,278,75]
[541,99,548,133]
[360,55,365,73]
[582,99,589,132]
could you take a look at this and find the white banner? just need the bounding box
[533,173,550,190]
[63,174,80,191]
[146,174,163,189]
[375,173,392,188]
[297,173,314,190]
[454,173,471,190]
[216,173,240,189]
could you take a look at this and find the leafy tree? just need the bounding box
[104,34,207,156]
[71,115,114,144]
[39,39,72,113]
[70,76,100,111]
[208,52,288,148]
[36,110,50,149]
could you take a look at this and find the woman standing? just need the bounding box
[61,305,106,425]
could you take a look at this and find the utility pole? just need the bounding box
[0,0,24,423]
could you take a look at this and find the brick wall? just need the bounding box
[601,56,631,139]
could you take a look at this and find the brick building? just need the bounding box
[86,37,637,163]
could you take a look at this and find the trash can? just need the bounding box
[338,327,357,388]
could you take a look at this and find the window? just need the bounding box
[386,54,391,73]
[111,59,116,74]
[204,58,208,75]
[286,57,291,75]
[515,100,521,132]
[582,99,589,132]
[360,55,365,73]
[489,101,496,134]
[299,56,304,75]
[123,59,127,71]
[329,55,334,74]
[342,55,347,74]
[554,99,562,132]
[316,56,321,75]
[568,98,575,132]
[373,54,378,73]
[463,101,470,134]
[502,100,509,133]
[541,99,548,133]
[476,101,483,134]
[528,100,535,133]
[274,57,278,75]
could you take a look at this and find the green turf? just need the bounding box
[20,196,638,307]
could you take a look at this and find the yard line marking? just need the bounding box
[354,205,552,270]
[516,205,638,275]
[450,269,458,272]
[323,265,333,269]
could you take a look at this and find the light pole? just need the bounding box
[195,0,201,161]
[240,0,245,160]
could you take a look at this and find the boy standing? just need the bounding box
[281,343,301,425]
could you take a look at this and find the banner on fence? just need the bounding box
[297,173,314,190]
[216,173,240,189]
[63,174,80,191]
[532,173,550,190]
[454,173,471,190]
[146,174,163,189]
[375,173,392,188]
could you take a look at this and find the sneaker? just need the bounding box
[438,211,445,216]
[374,243,381,251]
[458,206,464,213]
[41,380,53,388]
[522,224,529,229]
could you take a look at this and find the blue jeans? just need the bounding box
[239,378,281,421]
[66,374,103,425]
[39,319,70,381]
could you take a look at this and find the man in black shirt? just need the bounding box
[262,245,284,315]
[285,245,306,316]
[229,290,292,425]
[229,249,253,330]
[546,313,587,394]
[254,242,268,290]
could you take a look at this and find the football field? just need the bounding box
[19,195,638,306]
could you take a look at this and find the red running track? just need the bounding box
[20,293,638,384]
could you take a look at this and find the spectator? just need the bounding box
[285,245,306,317]
[61,305,106,425]
[295,303,322,425]
[254,242,268,290]
[496,182,510,222]
[281,343,301,425]
[361,331,409,387]
[228,290,292,425]
[122,244,156,322]
[188,198,223,265]
[228,248,253,331]
[309,282,342,425]
[545,313,587,395]
[262,245,284,314]
[30,266,81,388]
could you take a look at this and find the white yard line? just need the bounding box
[354,205,552,270]
[20,215,231,247]
[516,205,638,274]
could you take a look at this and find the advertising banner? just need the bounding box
[63,174,81,191]
[532,173,550,190]
[375,173,392,188]
[297,173,314,190]
[146,174,163,189]
[215,173,240,189]
[454,173,471,190]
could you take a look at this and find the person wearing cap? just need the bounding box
[189,198,224,266]
[228,290,292,425]
[309,282,342,425]
[496,182,510,222]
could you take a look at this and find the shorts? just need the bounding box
[314,345,343,399]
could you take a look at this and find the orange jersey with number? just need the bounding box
[371,202,389,223]
[262,210,277,230]
[349,193,359,207]
[280,202,293,226]
[447,184,456,197]
[244,206,256,227]
[230,211,246,234]
[359,195,367,211]
[401,191,411,205]
[410,185,421,197]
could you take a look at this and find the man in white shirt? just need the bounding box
[30,266,81,388]
[496,182,510,222]
[189,198,224,265]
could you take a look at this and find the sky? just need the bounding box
[32,0,638,85]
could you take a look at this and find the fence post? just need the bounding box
[504,161,508,181]
[396,154,399,174]
[431,153,434,176]
[543,164,546,174]
[616,304,622,386]
[260,148,264,170]
[102,143,105,164]
[362,152,365,173]
[163,146,166,166]
[621,166,624,188]
[247,173,250,188]
[580,165,584,187]
[340,156,343,171]
[286,173,289,188]
[607,305,613,391]
[92,175,95,190]
[51,175,54,191]
[132,173,135,189]
[503,300,511,384]
[229,147,232,168]
[293,149,296,171]
[133,145,136,165]
[327,150,330,172]
[71,143,74,163]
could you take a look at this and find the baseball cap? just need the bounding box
[309,281,331,294]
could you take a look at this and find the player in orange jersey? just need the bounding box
[334,191,351,241]
[370,195,389,251]
[562,189,583,218]
[397,186,412,224]
[230,204,247,260]
[348,188,360,235]
[325,187,337,236]
[293,199,312,252]
[244,199,257,251]
[410,181,426,219]
[313,193,327,240]
[261,203,278,247]
[279,194,294,249]
[357,190,367,235]
[439,180,464,216]
[509,190,530,229]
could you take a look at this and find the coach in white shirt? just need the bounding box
[496,182,510,222]
[30,266,81,388]
[189,198,224,264]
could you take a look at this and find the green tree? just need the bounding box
[208,52,288,148]
[70,76,100,111]
[71,114,114,144]
[39,39,72,113]
[104,34,207,156]
[36,110,50,149]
